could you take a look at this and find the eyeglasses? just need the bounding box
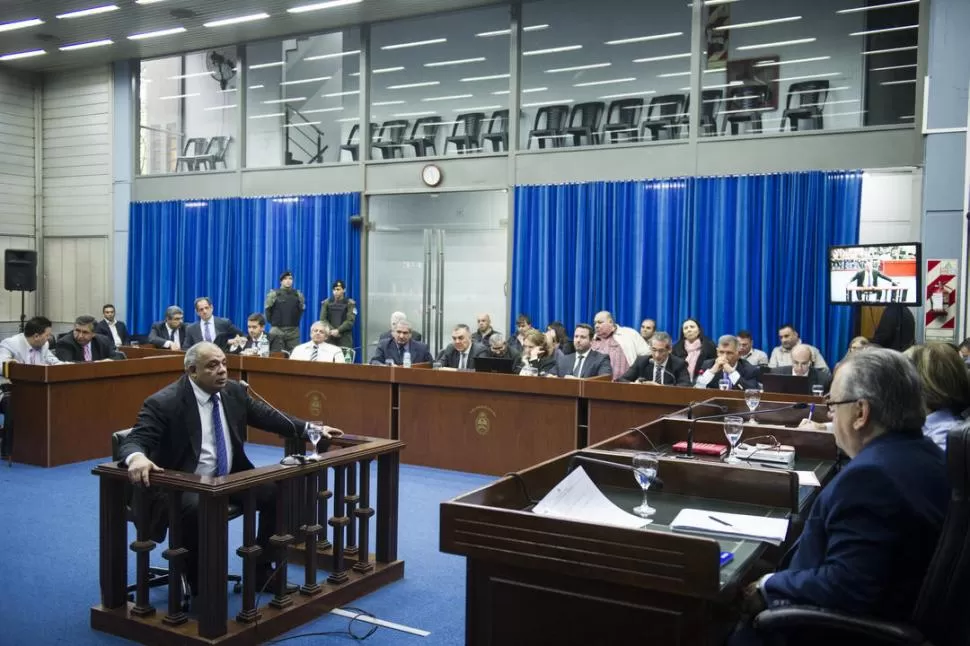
[823,396,859,408]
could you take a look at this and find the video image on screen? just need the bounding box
[829,243,920,305]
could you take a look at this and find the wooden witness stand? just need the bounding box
[91,434,404,646]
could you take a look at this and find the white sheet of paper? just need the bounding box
[796,470,821,487]
[532,467,648,530]
[670,508,789,546]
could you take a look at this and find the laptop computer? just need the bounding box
[760,372,812,395]
[474,357,516,374]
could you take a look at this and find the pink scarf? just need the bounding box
[685,338,702,376]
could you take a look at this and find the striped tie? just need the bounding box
[310,345,318,362]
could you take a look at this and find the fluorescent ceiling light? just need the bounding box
[599,90,657,99]
[0,49,46,61]
[863,45,918,55]
[715,16,801,31]
[755,56,831,67]
[606,32,682,46]
[203,13,270,28]
[284,121,322,127]
[304,50,360,61]
[169,71,217,79]
[388,81,440,89]
[248,84,265,90]
[336,117,360,122]
[524,45,582,56]
[393,111,437,117]
[421,94,474,102]
[424,57,486,67]
[381,38,447,50]
[160,93,200,100]
[837,0,918,14]
[476,24,549,37]
[324,90,359,96]
[574,77,636,87]
[492,87,547,95]
[737,38,816,50]
[249,112,285,119]
[220,88,237,93]
[0,18,44,33]
[851,24,919,36]
[454,105,502,111]
[657,71,690,78]
[263,97,307,104]
[303,107,344,113]
[881,79,917,85]
[128,26,186,40]
[460,73,510,82]
[372,101,405,106]
[57,4,119,19]
[280,76,332,86]
[633,53,690,63]
[287,0,362,14]
[523,99,574,108]
[871,63,918,71]
[545,62,611,73]
[59,39,114,51]
[203,104,237,111]
[776,72,841,82]
[249,61,284,69]
[678,81,743,91]
[350,67,404,76]
[704,0,740,4]
[135,0,168,4]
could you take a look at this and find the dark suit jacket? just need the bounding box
[556,349,612,378]
[770,365,832,392]
[148,321,187,349]
[54,333,116,362]
[370,338,433,365]
[436,342,489,369]
[519,354,560,377]
[672,336,718,381]
[184,316,244,351]
[472,329,500,345]
[228,334,284,355]
[618,354,691,385]
[119,376,311,541]
[872,303,916,352]
[696,358,761,390]
[850,269,896,287]
[379,329,423,342]
[95,319,129,347]
[764,433,947,619]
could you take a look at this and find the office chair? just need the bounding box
[404,116,443,157]
[112,430,242,609]
[753,423,970,646]
[602,98,644,144]
[526,104,570,149]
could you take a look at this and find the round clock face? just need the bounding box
[421,164,442,187]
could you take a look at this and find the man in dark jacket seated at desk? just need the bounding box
[371,320,433,365]
[618,331,691,385]
[694,335,761,390]
[768,343,831,392]
[54,315,118,362]
[120,342,342,595]
[730,349,949,645]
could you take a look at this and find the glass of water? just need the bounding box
[632,453,659,518]
[744,388,762,412]
[432,360,443,370]
[723,416,744,464]
[306,421,324,460]
[521,365,539,377]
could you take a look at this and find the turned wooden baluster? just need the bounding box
[130,486,157,618]
[353,459,375,573]
[269,479,295,609]
[327,464,350,584]
[317,466,333,552]
[162,490,187,626]
[300,471,322,595]
[235,490,262,624]
[344,462,359,556]
[197,494,230,639]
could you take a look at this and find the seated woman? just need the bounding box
[545,321,573,358]
[671,317,717,382]
[518,328,559,377]
[904,343,970,451]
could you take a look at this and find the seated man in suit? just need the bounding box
[184,297,245,351]
[290,321,345,363]
[436,324,489,370]
[228,313,283,356]
[95,303,129,348]
[54,315,117,362]
[558,324,612,379]
[148,305,188,350]
[486,333,521,365]
[694,334,761,390]
[371,319,432,366]
[121,342,342,595]
[618,331,691,385]
[770,343,831,391]
[733,349,948,645]
[378,311,423,343]
[849,260,899,302]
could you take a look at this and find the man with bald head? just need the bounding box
[472,313,500,346]
[770,343,831,391]
[591,311,650,380]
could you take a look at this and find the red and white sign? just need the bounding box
[925,259,958,341]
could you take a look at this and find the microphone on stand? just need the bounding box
[687,400,728,421]
[566,454,664,491]
[237,379,304,456]
[680,402,809,459]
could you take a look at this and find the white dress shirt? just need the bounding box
[768,344,829,370]
[695,363,742,388]
[164,324,181,350]
[289,341,345,363]
[188,378,233,477]
[0,334,63,386]
[104,319,123,346]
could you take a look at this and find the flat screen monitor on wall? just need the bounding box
[828,243,921,306]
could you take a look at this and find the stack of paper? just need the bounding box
[532,467,649,530]
[734,443,795,467]
[670,508,789,546]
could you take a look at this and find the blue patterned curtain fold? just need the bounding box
[127,193,361,351]
[512,171,861,366]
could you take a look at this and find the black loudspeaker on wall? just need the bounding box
[5,249,37,292]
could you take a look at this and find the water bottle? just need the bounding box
[258,336,269,357]
[403,351,412,368]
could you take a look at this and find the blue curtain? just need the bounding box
[512,171,861,366]
[127,193,361,352]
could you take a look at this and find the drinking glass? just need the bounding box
[432,360,443,370]
[306,421,324,460]
[723,416,744,464]
[718,377,731,391]
[632,453,659,518]
[811,384,825,398]
[744,388,762,413]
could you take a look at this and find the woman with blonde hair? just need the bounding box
[904,343,970,450]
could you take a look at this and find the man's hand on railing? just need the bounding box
[127,453,164,487]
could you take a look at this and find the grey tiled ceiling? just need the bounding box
[0,0,506,72]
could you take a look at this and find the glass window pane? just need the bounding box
[520,0,693,150]
[701,0,919,136]
[369,6,512,159]
[138,50,239,175]
[245,30,360,168]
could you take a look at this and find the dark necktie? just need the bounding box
[204,321,213,342]
[573,354,585,377]
[459,352,467,370]
[209,393,229,476]
[653,363,660,384]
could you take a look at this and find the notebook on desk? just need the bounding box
[670,509,789,546]
[760,373,812,395]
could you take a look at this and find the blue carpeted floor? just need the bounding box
[0,444,493,645]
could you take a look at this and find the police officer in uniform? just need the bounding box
[264,271,305,352]
[319,279,356,351]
